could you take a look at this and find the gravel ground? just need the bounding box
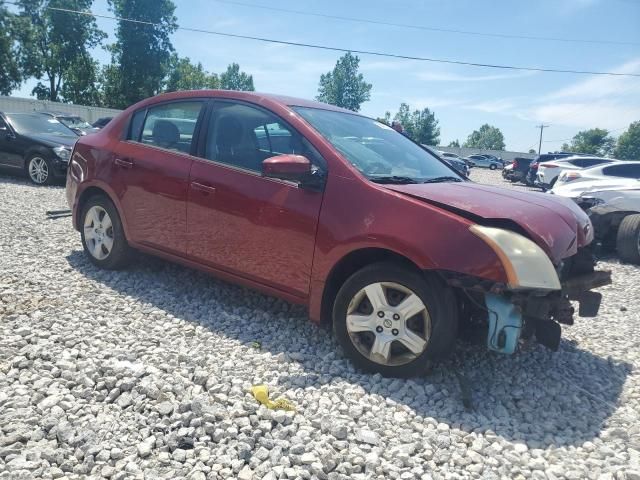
[1,168,639,480]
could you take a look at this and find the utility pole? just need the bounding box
[536,124,550,154]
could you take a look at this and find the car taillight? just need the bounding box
[544,163,559,168]
[563,172,582,182]
[530,162,538,168]
[513,160,519,168]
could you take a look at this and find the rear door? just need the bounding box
[186,100,325,297]
[602,163,640,179]
[110,100,206,255]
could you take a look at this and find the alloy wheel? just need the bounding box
[28,157,49,184]
[346,282,431,366]
[83,206,114,260]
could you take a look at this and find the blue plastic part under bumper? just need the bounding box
[485,293,523,354]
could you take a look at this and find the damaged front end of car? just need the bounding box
[443,226,611,354]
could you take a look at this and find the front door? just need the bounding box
[0,117,23,169]
[186,101,324,297]
[111,100,205,255]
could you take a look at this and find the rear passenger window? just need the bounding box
[603,164,640,179]
[139,101,204,154]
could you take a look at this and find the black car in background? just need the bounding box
[39,111,98,136]
[0,112,77,185]
[92,117,113,129]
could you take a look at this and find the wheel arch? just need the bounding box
[23,146,54,169]
[319,247,428,326]
[74,184,128,239]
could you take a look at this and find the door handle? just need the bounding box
[114,157,134,168]
[190,181,216,194]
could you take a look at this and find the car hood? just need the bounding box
[27,133,78,147]
[385,181,593,263]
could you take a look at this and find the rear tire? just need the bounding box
[80,195,131,270]
[616,214,640,264]
[489,164,497,170]
[332,262,458,378]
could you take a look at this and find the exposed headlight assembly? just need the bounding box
[53,146,71,162]
[470,225,561,291]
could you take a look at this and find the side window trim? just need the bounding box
[198,99,328,173]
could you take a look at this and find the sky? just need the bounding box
[12,0,640,152]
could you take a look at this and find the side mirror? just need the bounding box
[262,154,312,182]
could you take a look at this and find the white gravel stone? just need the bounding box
[0,169,638,480]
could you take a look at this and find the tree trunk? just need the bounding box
[49,75,57,102]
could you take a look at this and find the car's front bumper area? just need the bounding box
[50,157,69,179]
[443,247,611,354]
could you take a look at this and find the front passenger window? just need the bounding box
[204,102,320,173]
[140,101,203,154]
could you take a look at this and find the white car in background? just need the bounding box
[552,178,640,264]
[553,160,640,188]
[536,156,615,189]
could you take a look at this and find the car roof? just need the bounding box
[587,160,639,167]
[133,90,361,116]
[555,155,610,162]
[39,111,82,118]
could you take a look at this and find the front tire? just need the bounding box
[617,214,640,264]
[489,164,497,170]
[26,154,54,185]
[332,262,458,377]
[81,195,131,269]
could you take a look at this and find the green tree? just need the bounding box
[16,0,105,102]
[393,103,411,130]
[614,121,640,160]
[105,0,177,108]
[317,52,372,112]
[569,128,615,156]
[391,103,440,144]
[561,142,571,151]
[463,124,506,150]
[448,140,460,148]
[408,108,440,145]
[165,54,219,92]
[0,5,23,95]
[219,63,254,91]
[60,54,102,104]
[376,111,391,125]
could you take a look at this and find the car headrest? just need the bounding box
[216,116,244,148]
[152,120,180,147]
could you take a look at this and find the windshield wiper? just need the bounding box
[422,176,463,184]
[369,175,420,184]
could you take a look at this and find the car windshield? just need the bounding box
[59,116,92,129]
[7,114,76,136]
[293,107,461,183]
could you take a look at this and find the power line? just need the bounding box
[4,1,640,78]
[213,0,640,47]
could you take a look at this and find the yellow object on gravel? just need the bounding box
[250,385,296,411]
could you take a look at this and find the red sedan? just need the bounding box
[66,90,610,377]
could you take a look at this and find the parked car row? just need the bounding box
[551,164,640,264]
[500,151,640,264]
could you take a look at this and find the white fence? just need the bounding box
[434,146,537,162]
[0,96,122,123]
